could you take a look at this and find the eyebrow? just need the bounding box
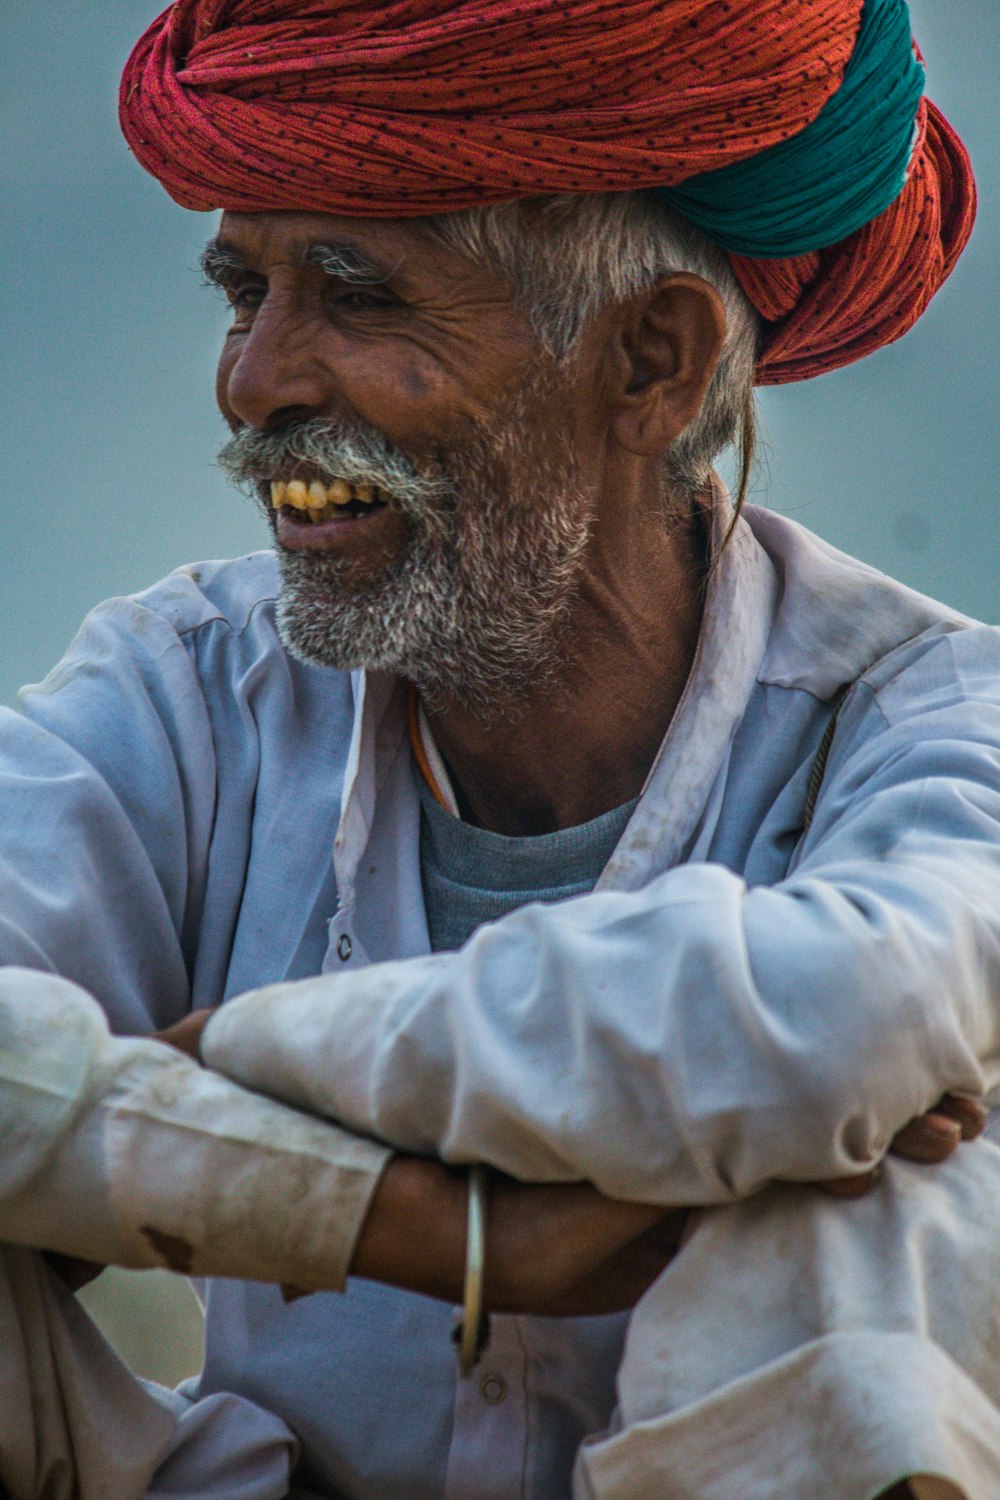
[302,240,394,285]
[200,237,394,290]
[200,238,248,289]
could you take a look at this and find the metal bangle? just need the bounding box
[456,1165,490,1376]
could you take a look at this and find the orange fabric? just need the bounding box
[731,101,977,383]
[120,0,976,384]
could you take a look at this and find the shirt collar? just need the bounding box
[336,484,780,898]
[598,488,779,890]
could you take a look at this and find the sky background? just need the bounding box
[1,0,998,707]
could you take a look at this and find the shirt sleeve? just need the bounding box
[201,632,1000,1205]
[0,594,215,1032]
[0,966,389,1289]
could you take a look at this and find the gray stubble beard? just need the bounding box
[266,366,594,715]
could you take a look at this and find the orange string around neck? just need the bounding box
[406,684,452,813]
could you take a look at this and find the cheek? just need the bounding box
[339,351,474,450]
[403,362,430,401]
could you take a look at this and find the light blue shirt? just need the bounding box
[5,501,1000,1498]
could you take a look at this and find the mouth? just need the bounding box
[270,476,390,524]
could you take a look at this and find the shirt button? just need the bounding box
[479,1373,506,1405]
[336,933,352,962]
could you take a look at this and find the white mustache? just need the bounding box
[217,418,447,513]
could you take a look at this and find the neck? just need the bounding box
[420,494,708,836]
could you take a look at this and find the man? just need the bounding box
[3,0,999,1496]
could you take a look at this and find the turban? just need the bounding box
[120,0,976,385]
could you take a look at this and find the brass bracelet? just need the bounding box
[456,1165,490,1376]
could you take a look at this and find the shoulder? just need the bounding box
[16,553,286,725]
[17,554,284,691]
[743,506,991,706]
[125,551,280,642]
[16,551,354,767]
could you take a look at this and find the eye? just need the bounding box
[227,281,266,317]
[328,287,398,314]
[213,280,267,335]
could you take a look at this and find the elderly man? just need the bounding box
[3,0,1000,1497]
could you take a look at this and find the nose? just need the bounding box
[219,296,330,431]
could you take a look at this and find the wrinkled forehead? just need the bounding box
[212,208,513,298]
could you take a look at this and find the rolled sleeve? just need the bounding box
[0,967,389,1290]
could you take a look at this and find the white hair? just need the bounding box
[425,191,760,509]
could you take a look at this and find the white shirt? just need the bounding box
[4,499,1000,1496]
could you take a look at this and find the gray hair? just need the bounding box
[425,191,760,511]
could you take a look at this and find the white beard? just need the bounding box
[222,363,594,713]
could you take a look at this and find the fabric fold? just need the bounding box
[120,0,976,382]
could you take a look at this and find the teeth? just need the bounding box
[270,477,387,515]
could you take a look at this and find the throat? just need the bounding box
[417,490,709,835]
[424,658,695,836]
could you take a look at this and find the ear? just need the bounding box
[608,275,727,457]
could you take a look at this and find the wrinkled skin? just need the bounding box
[211,209,721,832]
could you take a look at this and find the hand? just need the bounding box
[817,1092,987,1199]
[351,1157,684,1316]
[494,1191,690,1317]
[154,1008,214,1060]
[486,1176,686,1315]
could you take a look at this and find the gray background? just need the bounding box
[1,0,997,1381]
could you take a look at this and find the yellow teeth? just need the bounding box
[269,478,385,518]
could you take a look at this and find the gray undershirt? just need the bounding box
[418,777,639,953]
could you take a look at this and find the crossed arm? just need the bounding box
[148,671,1000,1309]
[169,658,1000,1311]
[5,619,1000,1310]
[0,963,980,1319]
[157,1006,984,1315]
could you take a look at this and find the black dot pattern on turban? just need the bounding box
[120,0,976,383]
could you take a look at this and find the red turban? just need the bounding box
[119,0,976,385]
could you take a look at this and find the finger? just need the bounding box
[932,1094,988,1141]
[154,1008,214,1060]
[816,1169,881,1199]
[890,1112,962,1164]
